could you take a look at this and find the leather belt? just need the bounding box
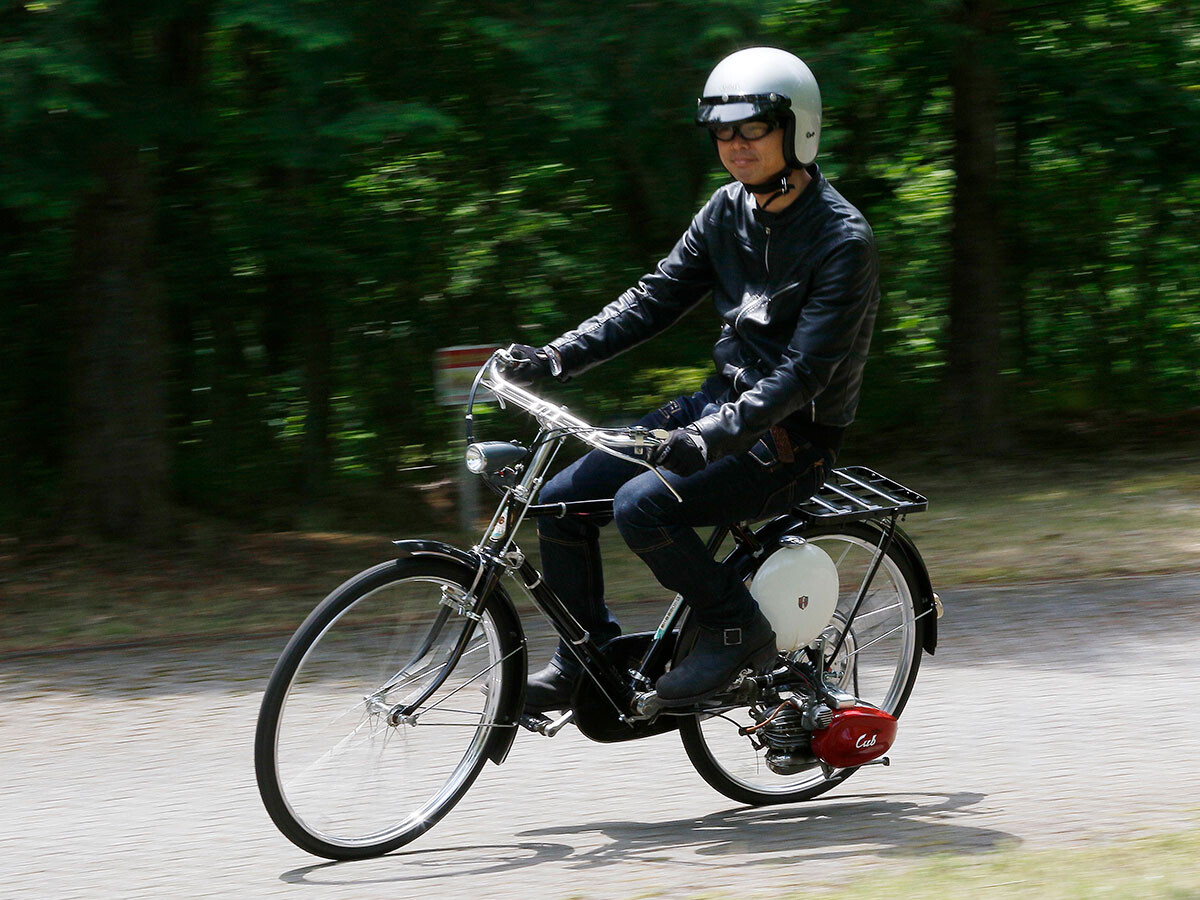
[770,425,795,463]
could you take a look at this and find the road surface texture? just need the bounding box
[3,572,1198,900]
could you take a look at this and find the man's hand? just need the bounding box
[648,428,707,476]
[498,344,553,387]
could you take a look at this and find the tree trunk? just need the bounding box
[944,0,1007,452]
[302,294,333,499]
[1132,201,1165,406]
[64,145,171,541]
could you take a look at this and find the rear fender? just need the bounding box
[391,539,527,764]
[884,524,938,656]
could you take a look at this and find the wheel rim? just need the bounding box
[272,576,505,848]
[691,533,917,796]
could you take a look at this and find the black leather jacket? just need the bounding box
[549,163,880,461]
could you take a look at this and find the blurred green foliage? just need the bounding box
[0,0,1197,532]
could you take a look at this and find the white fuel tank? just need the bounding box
[749,537,840,652]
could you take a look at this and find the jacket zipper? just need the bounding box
[735,295,767,335]
[734,225,773,336]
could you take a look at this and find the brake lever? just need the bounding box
[640,428,680,503]
[647,465,683,504]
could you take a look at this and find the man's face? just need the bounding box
[716,122,788,186]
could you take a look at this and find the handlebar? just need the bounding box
[469,349,682,502]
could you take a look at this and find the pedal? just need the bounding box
[518,710,573,737]
[518,712,550,733]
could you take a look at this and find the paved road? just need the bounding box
[3,573,1199,900]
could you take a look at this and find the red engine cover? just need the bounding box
[810,706,897,768]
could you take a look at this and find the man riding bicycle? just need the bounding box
[499,47,880,712]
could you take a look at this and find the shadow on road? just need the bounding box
[279,841,577,886]
[516,791,1013,865]
[277,791,1013,887]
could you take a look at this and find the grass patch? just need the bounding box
[1,446,1197,653]
[879,448,1200,585]
[794,826,1200,900]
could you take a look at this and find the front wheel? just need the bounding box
[254,557,524,859]
[680,521,930,806]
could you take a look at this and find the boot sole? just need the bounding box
[656,641,778,708]
[522,699,573,714]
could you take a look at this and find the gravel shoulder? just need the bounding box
[2,572,1198,900]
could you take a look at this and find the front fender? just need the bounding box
[391,539,527,764]
[391,538,483,571]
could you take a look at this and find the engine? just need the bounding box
[756,699,897,774]
[759,700,821,775]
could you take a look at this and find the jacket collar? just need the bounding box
[749,162,823,225]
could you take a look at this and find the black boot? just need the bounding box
[656,610,777,706]
[524,658,580,713]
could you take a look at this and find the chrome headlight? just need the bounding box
[465,443,487,474]
[465,441,527,475]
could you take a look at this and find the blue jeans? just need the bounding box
[536,385,833,673]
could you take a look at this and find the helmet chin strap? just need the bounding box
[739,166,793,209]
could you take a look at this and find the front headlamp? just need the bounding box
[465,444,487,474]
[464,441,528,475]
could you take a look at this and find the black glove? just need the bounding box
[648,428,707,476]
[498,344,553,387]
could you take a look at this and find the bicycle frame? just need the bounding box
[392,355,936,729]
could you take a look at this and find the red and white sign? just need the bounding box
[434,344,501,407]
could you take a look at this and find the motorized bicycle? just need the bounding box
[254,351,942,860]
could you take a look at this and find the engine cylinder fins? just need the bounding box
[759,702,807,750]
[758,702,820,775]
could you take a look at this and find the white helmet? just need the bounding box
[695,47,822,168]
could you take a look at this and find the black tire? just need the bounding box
[680,520,930,806]
[254,557,524,859]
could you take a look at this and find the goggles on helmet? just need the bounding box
[695,92,792,127]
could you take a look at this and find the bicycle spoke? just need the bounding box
[376,639,490,696]
[413,646,521,718]
[841,606,931,661]
[847,599,902,621]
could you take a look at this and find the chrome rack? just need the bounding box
[792,466,928,524]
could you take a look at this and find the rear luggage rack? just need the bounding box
[793,466,927,523]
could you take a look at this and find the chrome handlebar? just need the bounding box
[481,350,682,502]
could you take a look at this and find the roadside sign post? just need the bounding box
[434,345,501,534]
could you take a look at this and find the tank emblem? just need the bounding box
[797,595,809,609]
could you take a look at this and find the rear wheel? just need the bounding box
[254,558,524,859]
[679,521,929,805]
